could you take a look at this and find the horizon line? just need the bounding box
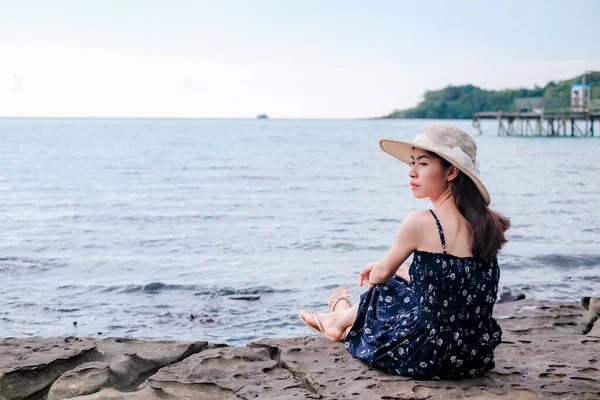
[0,115,387,120]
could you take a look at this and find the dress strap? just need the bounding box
[428,210,447,254]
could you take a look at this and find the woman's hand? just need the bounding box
[359,261,377,289]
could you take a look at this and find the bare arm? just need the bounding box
[368,211,422,285]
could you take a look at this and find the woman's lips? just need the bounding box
[410,183,419,190]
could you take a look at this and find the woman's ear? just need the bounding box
[447,166,459,182]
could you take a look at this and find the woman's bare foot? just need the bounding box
[327,286,353,338]
[299,309,346,340]
[328,286,351,312]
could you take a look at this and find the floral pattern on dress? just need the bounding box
[343,211,502,380]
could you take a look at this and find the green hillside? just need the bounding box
[383,74,600,119]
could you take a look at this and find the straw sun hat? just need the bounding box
[379,123,491,205]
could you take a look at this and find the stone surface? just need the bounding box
[246,301,600,399]
[1,299,600,399]
[139,346,313,399]
[0,337,209,400]
[0,337,97,400]
[47,362,110,400]
[46,338,210,399]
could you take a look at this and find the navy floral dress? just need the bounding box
[344,210,502,380]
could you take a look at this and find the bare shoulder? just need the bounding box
[403,209,432,225]
[399,209,431,234]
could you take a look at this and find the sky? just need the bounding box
[1,0,599,118]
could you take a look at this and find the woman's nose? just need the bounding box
[408,166,416,178]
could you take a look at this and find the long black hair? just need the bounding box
[437,155,510,261]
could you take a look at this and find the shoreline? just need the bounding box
[1,298,599,399]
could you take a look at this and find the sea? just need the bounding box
[0,118,599,344]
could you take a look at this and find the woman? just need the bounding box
[299,123,510,380]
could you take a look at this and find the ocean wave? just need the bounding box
[530,254,600,269]
[331,242,359,251]
[0,257,65,273]
[235,175,280,180]
[365,245,390,252]
[120,214,224,222]
[499,260,522,270]
[80,282,287,297]
[196,286,286,296]
[373,218,401,223]
[581,227,600,233]
[286,240,390,252]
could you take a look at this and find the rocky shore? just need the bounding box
[1,298,599,400]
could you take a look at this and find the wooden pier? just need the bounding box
[472,70,600,137]
[472,110,599,137]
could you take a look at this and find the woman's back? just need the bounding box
[414,207,474,258]
[411,250,500,332]
[408,245,502,378]
[412,210,499,329]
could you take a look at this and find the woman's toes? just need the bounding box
[299,309,316,325]
[300,309,346,340]
[328,286,351,311]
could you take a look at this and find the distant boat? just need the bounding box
[256,114,269,119]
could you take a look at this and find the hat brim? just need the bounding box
[379,138,491,206]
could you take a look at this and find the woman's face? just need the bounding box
[407,148,450,200]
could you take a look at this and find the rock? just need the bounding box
[95,338,210,391]
[0,337,210,400]
[487,300,600,399]
[582,297,600,338]
[0,337,98,400]
[46,338,211,399]
[493,299,595,336]
[581,296,600,316]
[2,300,600,399]
[590,297,599,315]
[498,287,526,303]
[56,387,161,400]
[588,320,600,337]
[139,346,312,399]
[47,362,110,400]
[247,301,600,399]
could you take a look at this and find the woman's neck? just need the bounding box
[431,187,456,211]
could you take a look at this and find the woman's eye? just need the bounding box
[409,162,415,166]
[420,163,427,166]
